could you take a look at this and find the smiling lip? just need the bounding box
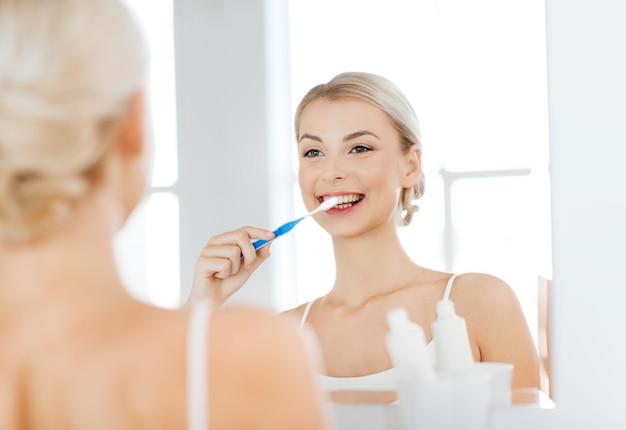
[319,193,365,211]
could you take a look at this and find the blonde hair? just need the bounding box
[0,0,147,243]
[294,72,425,226]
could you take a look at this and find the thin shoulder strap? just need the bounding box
[443,274,459,301]
[299,299,316,329]
[187,298,213,430]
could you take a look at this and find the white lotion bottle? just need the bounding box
[431,299,474,372]
[385,307,436,382]
[385,307,436,430]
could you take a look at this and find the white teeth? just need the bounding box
[322,194,362,207]
[339,194,360,204]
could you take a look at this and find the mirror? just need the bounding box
[117,0,626,430]
[120,0,626,427]
[288,0,553,403]
[120,0,553,405]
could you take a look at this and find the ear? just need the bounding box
[115,90,146,158]
[108,90,151,225]
[401,145,421,188]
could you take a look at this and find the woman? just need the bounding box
[0,0,331,428]
[192,72,539,403]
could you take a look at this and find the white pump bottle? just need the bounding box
[431,299,474,372]
[385,307,436,382]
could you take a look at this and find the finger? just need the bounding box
[232,227,274,268]
[244,242,272,272]
[205,228,273,265]
[257,241,272,259]
[206,226,274,247]
[197,244,242,276]
[200,227,273,275]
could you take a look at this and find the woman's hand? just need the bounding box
[189,227,275,308]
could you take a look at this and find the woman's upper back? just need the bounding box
[0,299,188,429]
[0,296,330,430]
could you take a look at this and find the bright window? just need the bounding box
[115,0,180,308]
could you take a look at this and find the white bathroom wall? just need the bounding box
[491,0,626,428]
[543,0,626,426]
[173,0,294,309]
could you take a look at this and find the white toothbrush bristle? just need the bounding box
[320,196,340,210]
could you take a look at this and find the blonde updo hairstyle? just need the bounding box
[294,72,425,226]
[0,0,146,243]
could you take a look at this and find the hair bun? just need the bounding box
[0,167,88,242]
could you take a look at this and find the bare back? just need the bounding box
[0,300,188,429]
[0,294,330,430]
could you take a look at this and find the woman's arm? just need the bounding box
[453,273,540,389]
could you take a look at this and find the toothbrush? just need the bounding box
[252,196,339,251]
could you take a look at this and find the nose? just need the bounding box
[322,173,344,183]
[320,157,346,183]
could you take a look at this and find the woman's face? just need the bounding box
[297,98,420,238]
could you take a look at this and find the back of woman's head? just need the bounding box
[294,72,425,226]
[0,0,146,244]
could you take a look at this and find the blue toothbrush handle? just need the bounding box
[252,217,304,251]
[251,238,272,251]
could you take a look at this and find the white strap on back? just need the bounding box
[443,274,458,301]
[187,298,212,430]
[299,299,316,329]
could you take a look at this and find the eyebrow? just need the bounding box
[298,130,380,143]
[343,130,379,142]
[298,133,322,143]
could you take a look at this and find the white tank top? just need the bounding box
[187,298,213,430]
[299,274,459,391]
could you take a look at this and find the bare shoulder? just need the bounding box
[135,303,314,370]
[208,305,329,429]
[280,300,314,325]
[447,273,539,388]
[213,305,300,339]
[447,272,526,327]
[135,305,325,430]
[449,272,520,309]
[210,305,316,368]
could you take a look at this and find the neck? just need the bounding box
[0,190,129,317]
[328,225,421,308]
